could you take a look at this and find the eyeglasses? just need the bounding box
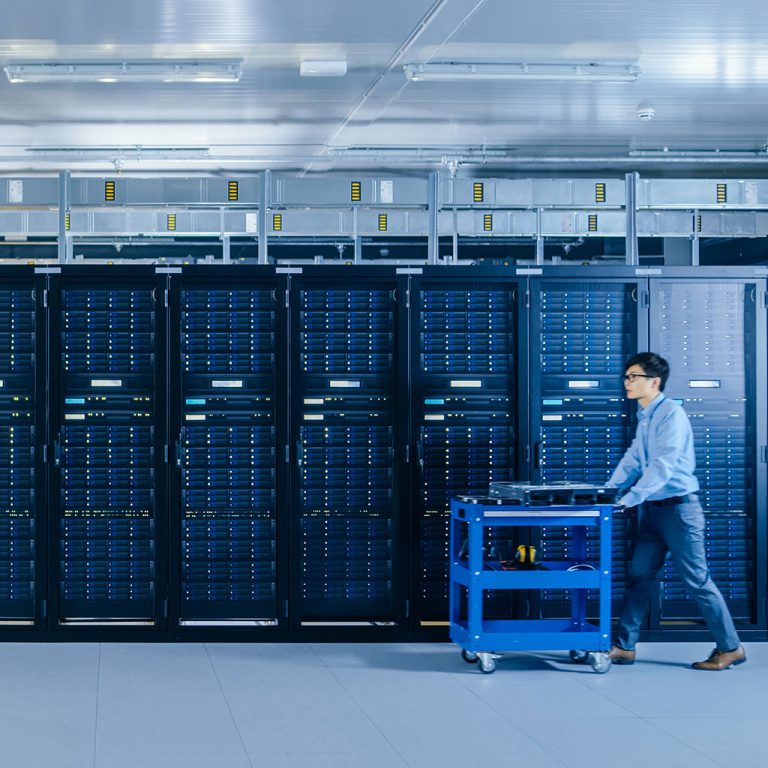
[623,373,655,382]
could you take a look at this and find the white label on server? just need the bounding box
[65,413,86,421]
[303,398,325,405]
[568,380,599,389]
[689,380,721,388]
[329,380,360,388]
[91,379,122,387]
[424,414,445,421]
[304,414,324,421]
[450,380,482,388]
[380,179,394,203]
[245,212,258,233]
[542,414,563,421]
[185,414,206,421]
[0,380,4,388]
[8,179,23,203]
[212,380,243,388]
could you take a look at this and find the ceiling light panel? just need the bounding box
[3,60,243,84]
[404,62,640,82]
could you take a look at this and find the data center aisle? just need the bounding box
[0,642,765,768]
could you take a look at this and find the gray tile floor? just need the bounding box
[0,641,766,768]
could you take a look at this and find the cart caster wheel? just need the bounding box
[588,652,611,674]
[477,653,496,674]
[569,650,589,664]
[461,649,478,664]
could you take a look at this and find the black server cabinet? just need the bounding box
[529,272,644,618]
[168,268,287,626]
[49,268,166,625]
[410,270,524,625]
[289,269,407,624]
[0,268,45,625]
[649,275,767,632]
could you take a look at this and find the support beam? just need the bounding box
[427,171,439,265]
[259,170,270,264]
[625,172,639,266]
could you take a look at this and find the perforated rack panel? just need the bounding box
[55,278,160,621]
[0,280,37,620]
[531,281,637,619]
[293,277,400,620]
[654,281,757,622]
[412,278,518,622]
[178,281,278,621]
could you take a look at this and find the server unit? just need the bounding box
[529,274,643,618]
[289,269,407,624]
[650,276,767,631]
[410,270,522,624]
[0,269,43,624]
[170,268,286,626]
[49,269,166,624]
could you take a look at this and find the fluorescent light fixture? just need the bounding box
[404,61,640,82]
[3,60,243,84]
[300,60,347,77]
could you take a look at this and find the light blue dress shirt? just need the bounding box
[608,393,699,508]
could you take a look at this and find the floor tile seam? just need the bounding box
[203,643,257,768]
[570,673,653,717]
[92,643,101,768]
[450,675,570,767]
[307,644,413,768]
[642,715,728,767]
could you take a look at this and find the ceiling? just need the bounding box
[1,0,768,176]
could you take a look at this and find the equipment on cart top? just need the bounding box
[488,481,620,507]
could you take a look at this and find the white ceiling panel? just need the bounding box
[1,0,768,174]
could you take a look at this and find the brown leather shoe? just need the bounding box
[692,645,747,671]
[608,645,636,665]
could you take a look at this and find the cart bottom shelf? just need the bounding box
[451,618,610,652]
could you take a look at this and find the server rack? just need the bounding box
[0,268,45,626]
[529,270,645,619]
[409,268,524,626]
[649,272,767,634]
[168,267,287,627]
[48,268,166,625]
[289,268,408,625]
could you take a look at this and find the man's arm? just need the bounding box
[618,408,686,508]
[608,434,643,491]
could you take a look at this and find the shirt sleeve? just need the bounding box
[607,433,643,490]
[618,407,686,508]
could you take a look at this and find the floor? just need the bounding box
[0,641,765,768]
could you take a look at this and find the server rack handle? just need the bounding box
[416,437,424,471]
[53,436,61,467]
[296,440,303,467]
[175,440,182,468]
[532,441,540,471]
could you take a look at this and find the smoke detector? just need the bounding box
[636,100,656,121]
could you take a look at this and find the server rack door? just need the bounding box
[529,277,643,620]
[649,278,765,631]
[410,272,523,625]
[289,271,406,624]
[49,269,166,625]
[0,269,44,625]
[169,270,286,625]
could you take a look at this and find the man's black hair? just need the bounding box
[624,352,670,391]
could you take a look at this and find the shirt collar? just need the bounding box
[638,392,666,420]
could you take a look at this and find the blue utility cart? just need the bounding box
[449,495,617,673]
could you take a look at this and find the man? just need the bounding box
[607,352,746,671]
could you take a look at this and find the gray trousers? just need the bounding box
[616,496,741,652]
